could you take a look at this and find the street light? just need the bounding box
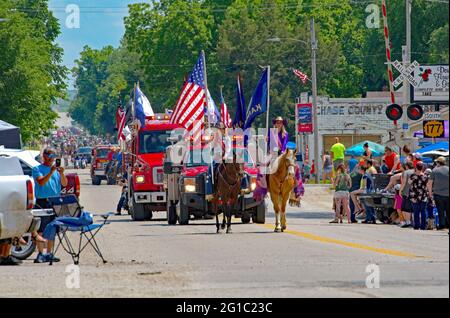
[266,18,320,184]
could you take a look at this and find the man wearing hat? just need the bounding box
[268,116,289,155]
[427,157,449,230]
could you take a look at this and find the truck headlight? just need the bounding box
[184,178,196,193]
[136,175,145,184]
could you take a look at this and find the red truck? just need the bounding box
[126,114,182,221]
[164,141,266,225]
[90,145,113,185]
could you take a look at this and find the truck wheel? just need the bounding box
[92,176,101,186]
[143,205,153,221]
[241,213,251,224]
[130,202,146,222]
[252,202,266,224]
[179,201,190,225]
[11,234,36,260]
[167,202,177,225]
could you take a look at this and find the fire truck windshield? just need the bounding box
[185,148,254,168]
[139,131,171,154]
[96,148,110,158]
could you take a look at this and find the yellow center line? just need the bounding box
[258,224,427,259]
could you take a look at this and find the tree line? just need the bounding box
[0,0,67,144]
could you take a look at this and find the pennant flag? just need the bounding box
[244,68,269,129]
[134,86,154,127]
[170,53,206,141]
[206,89,220,125]
[220,90,232,128]
[233,74,246,129]
[293,69,309,84]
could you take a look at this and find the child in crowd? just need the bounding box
[302,160,311,184]
[394,184,406,227]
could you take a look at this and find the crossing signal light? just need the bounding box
[407,104,424,121]
[386,104,403,121]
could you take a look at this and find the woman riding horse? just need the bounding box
[268,116,289,156]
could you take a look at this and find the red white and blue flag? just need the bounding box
[293,69,309,84]
[116,102,126,141]
[220,91,232,128]
[170,53,206,141]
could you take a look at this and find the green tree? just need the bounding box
[0,0,67,144]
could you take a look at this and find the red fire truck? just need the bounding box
[126,114,182,221]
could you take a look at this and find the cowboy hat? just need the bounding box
[272,116,288,126]
[435,156,447,165]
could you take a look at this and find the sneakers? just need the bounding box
[399,221,406,227]
[46,253,60,263]
[401,222,412,228]
[34,253,60,264]
[34,253,47,264]
[329,219,339,224]
[0,256,23,266]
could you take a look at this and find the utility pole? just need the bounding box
[310,18,320,184]
[404,0,412,107]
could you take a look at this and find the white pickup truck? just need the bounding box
[0,157,39,243]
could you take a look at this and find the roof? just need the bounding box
[0,120,19,131]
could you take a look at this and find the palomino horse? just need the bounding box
[268,149,297,232]
[212,160,244,234]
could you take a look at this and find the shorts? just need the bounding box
[401,195,413,213]
[333,159,344,170]
[34,199,56,233]
[324,166,333,173]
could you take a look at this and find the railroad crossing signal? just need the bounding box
[392,60,420,88]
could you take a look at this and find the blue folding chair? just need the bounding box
[44,195,113,265]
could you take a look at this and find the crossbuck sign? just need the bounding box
[393,60,420,88]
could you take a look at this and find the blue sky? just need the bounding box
[49,0,149,89]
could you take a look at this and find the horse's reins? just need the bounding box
[217,163,242,196]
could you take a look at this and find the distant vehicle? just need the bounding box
[90,146,113,185]
[76,147,93,164]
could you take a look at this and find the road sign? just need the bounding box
[423,120,445,138]
[424,112,442,120]
[412,65,449,103]
[393,60,420,88]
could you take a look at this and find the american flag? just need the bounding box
[293,69,309,84]
[116,102,126,141]
[170,53,206,141]
[220,91,232,128]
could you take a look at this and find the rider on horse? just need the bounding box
[205,122,250,201]
[268,116,289,156]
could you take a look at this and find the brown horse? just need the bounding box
[212,160,244,234]
[268,149,297,232]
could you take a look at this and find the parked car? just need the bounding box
[0,157,40,244]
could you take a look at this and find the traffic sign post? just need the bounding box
[392,60,420,88]
[423,120,445,139]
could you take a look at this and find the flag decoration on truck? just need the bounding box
[170,52,206,142]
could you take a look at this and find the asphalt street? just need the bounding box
[1,169,448,298]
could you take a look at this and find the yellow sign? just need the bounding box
[423,120,445,138]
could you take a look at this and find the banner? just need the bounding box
[297,103,313,133]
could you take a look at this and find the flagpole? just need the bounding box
[202,51,215,187]
[265,66,271,156]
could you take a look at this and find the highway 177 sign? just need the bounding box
[393,60,420,88]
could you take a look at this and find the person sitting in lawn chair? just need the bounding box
[42,195,113,265]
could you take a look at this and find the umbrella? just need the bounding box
[415,142,449,154]
[345,141,385,158]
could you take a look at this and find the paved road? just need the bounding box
[1,169,448,298]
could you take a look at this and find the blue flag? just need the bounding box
[233,74,246,129]
[244,69,268,129]
[135,86,154,127]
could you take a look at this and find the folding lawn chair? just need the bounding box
[45,195,113,265]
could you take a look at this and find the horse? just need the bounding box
[268,148,297,233]
[212,160,244,234]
